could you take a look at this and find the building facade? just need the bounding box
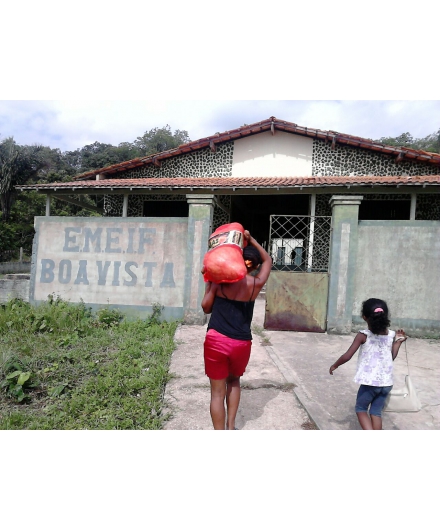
[19,117,440,335]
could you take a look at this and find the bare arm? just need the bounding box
[329,332,366,375]
[244,230,272,286]
[392,328,407,360]
[201,281,219,314]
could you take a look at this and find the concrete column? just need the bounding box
[183,194,214,324]
[327,195,363,334]
[307,193,316,271]
[122,194,128,217]
[410,193,416,220]
[45,194,51,216]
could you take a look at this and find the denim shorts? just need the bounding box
[355,384,393,417]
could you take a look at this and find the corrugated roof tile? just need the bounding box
[18,175,440,191]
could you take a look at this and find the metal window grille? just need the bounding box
[269,215,332,272]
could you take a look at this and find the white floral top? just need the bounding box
[353,329,395,387]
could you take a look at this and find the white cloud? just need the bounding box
[1,100,439,152]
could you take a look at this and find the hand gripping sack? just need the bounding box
[203,223,247,284]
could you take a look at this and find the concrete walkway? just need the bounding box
[163,297,440,430]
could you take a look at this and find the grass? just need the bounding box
[252,323,272,346]
[0,297,178,429]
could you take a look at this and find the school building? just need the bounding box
[18,117,440,335]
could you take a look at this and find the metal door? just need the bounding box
[264,215,332,332]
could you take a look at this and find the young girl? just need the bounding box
[201,231,272,430]
[329,298,407,430]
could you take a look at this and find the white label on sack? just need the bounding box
[208,230,244,250]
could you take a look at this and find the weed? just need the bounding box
[251,323,272,346]
[96,306,124,328]
[0,297,178,428]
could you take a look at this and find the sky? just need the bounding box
[1,99,439,153]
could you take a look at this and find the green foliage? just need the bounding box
[0,296,178,428]
[61,125,190,174]
[0,138,48,221]
[0,124,191,253]
[133,125,190,156]
[1,370,33,402]
[411,129,440,154]
[376,132,414,147]
[147,303,165,326]
[2,189,102,255]
[96,306,124,328]
[65,141,140,173]
[375,129,440,154]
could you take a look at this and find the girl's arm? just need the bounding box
[201,281,219,314]
[329,332,366,375]
[392,328,407,360]
[244,230,272,285]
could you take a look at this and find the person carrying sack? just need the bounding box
[201,230,272,430]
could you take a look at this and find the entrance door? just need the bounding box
[264,215,332,332]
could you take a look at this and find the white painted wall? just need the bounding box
[231,131,313,177]
[31,217,188,310]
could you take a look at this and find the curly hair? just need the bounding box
[361,298,391,335]
[243,246,262,269]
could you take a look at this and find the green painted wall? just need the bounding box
[353,221,440,336]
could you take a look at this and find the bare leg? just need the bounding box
[209,378,227,430]
[356,412,373,430]
[370,415,383,430]
[226,375,241,430]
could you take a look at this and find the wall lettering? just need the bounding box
[63,228,81,252]
[40,259,55,283]
[60,227,158,254]
[160,263,176,288]
[35,222,185,307]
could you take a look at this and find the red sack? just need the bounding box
[203,223,247,284]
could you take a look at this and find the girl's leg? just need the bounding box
[356,412,373,430]
[209,378,227,429]
[226,375,241,430]
[370,415,383,430]
[368,387,391,430]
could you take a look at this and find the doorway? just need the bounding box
[230,194,310,248]
[264,213,332,332]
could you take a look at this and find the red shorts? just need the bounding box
[203,328,252,380]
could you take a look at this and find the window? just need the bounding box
[143,201,189,217]
[359,199,410,220]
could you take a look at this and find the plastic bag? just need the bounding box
[203,223,247,284]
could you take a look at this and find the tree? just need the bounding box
[411,129,440,154]
[36,146,78,184]
[133,125,190,156]
[376,132,414,147]
[0,138,47,221]
[63,141,144,174]
[375,129,440,153]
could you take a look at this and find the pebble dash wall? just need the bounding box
[103,142,234,228]
[312,140,440,177]
[103,137,440,222]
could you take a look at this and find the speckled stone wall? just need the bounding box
[312,140,440,177]
[117,143,234,179]
[103,135,439,221]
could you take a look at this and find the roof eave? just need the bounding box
[72,117,440,181]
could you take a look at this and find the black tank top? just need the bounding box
[207,278,256,341]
